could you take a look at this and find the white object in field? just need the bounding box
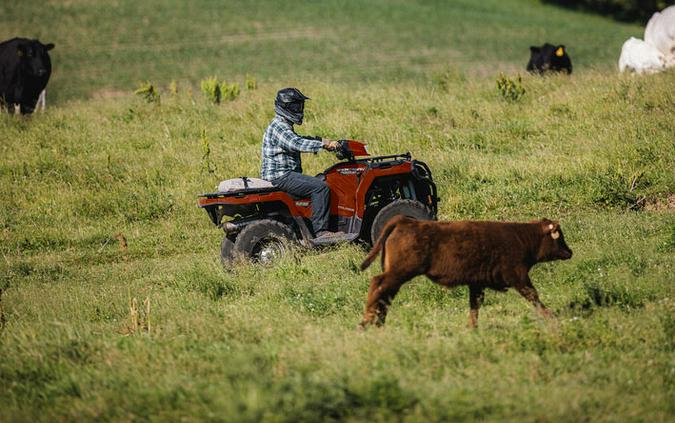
[618,37,665,74]
[37,90,46,111]
[218,177,273,193]
[645,5,675,67]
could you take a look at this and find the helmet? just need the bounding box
[274,87,309,125]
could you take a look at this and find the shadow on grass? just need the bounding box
[568,279,658,312]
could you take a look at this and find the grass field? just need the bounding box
[1,0,645,102]
[1,1,675,422]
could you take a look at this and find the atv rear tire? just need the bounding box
[370,199,435,245]
[232,219,296,264]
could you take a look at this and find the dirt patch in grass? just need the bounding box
[644,194,675,212]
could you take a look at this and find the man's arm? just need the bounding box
[275,126,337,152]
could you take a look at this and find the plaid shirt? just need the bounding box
[260,116,323,181]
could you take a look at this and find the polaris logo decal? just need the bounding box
[338,168,362,175]
[295,201,310,207]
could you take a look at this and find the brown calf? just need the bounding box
[359,216,573,328]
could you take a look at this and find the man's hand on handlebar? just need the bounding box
[322,139,340,151]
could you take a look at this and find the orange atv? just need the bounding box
[198,140,438,264]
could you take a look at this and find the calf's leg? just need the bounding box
[468,285,485,328]
[514,278,553,319]
[360,272,408,328]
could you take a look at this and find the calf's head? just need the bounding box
[17,40,54,79]
[537,219,573,262]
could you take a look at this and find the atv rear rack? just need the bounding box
[198,186,279,199]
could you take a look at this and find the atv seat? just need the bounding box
[199,177,305,200]
[218,177,273,192]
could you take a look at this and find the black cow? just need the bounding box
[0,38,54,114]
[527,43,572,74]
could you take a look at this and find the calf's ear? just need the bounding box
[542,219,559,232]
[45,43,55,51]
[542,220,561,239]
[555,45,565,57]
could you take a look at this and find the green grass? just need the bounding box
[2,0,645,102]
[1,70,673,421]
[1,0,675,421]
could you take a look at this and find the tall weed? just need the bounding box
[496,73,525,102]
[134,81,160,104]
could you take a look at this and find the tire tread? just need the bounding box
[370,199,435,244]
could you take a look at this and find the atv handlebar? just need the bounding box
[335,140,370,161]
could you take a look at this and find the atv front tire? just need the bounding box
[370,199,435,245]
[220,235,236,265]
[232,219,296,264]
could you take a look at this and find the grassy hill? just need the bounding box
[1,0,645,102]
[1,0,674,422]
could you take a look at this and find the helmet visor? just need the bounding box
[286,101,304,113]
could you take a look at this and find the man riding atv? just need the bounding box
[198,89,438,264]
[261,87,346,242]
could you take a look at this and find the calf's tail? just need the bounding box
[360,215,405,271]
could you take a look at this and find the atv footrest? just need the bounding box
[309,233,359,247]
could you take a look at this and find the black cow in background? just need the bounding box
[527,43,572,74]
[0,38,54,114]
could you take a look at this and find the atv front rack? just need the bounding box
[356,152,412,163]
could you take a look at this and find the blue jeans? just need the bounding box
[271,172,330,235]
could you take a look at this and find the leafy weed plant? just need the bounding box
[496,73,526,102]
[133,81,160,104]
